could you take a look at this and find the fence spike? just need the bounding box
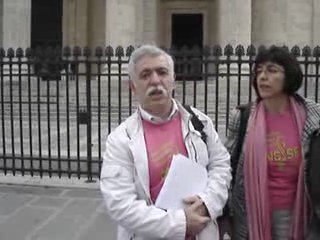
[280,45,289,53]
[246,45,256,57]
[105,46,114,57]
[313,46,320,58]
[16,48,24,58]
[224,44,233,56]
[291,45,301,57]
[0,48,5,58]
[235,45,245,56]
[126,45,135,57]
[95,46,103,57]
[73,46,82,57]
[115,46,124,57]
[212,45,222,57]
[7,48,15,58]
[302,46,311,57]
[83,46,91,57]
[25,48,33,58]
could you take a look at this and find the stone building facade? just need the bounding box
[0,0,319,50]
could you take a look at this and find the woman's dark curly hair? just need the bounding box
[252,46,303,100]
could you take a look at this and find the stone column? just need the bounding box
[141,0,158,44]
[312,0,320,47]
[0,1,3,47]
[105,0,138,82]
[62,0,89,79]
[63,0,88,47]
[2,0,31,49]
[134,0,158,45]
[216,0,252,75]
[1,0,31,81]
[105,0,137,47]
[252,0,313,48]
[217,0,252,47]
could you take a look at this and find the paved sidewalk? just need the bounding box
[0,176,117,240]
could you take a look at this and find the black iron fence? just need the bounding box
[0,45,320,180]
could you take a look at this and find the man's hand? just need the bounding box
[183,196,211,237]
[184,196,210,217]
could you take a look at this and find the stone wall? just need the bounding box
[2,0,31,49]
[252,0,316,47]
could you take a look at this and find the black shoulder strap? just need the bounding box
[184,105,207,144]
[184,103,250,176]
[231,103,251,185]
[307,128,320,213]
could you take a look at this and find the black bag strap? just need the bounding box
[231,103,251,185]
[184,103,250,184]
[308,128,320,213]
[184,105,207,144]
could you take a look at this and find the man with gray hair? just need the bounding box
[100,44,231,240]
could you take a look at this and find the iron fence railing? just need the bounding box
[0,45,319,180]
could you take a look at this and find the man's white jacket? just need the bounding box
[100,102,231,240]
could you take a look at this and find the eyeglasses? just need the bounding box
[255,64,285,76]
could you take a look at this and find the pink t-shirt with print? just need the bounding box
[266,107,302,210]
[142,113,188,203]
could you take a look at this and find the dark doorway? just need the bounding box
[31,0,63,48]
[171,14,203,49]
[31,0,63,79]
[171,14,203,80]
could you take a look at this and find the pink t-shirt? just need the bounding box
[142,113,188,203]
[266,107,302,210]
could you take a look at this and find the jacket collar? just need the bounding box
[138,99,179,124]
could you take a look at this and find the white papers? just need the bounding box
[155,154,208,210]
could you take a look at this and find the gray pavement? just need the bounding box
[0,177,117,240]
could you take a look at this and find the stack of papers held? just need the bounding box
[155,154,208,210]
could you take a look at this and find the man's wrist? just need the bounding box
[196,196,210,217]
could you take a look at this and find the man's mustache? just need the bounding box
[147,86,166,96]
